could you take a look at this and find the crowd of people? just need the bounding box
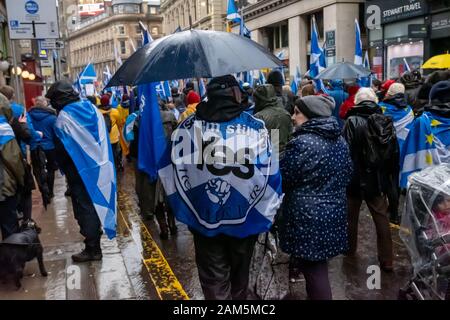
[0,66,449,300]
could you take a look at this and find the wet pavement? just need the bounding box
[0,163,413,300]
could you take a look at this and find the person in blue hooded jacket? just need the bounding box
[279,95,353,300]
[326,80,348,128]
[28,96,58,198]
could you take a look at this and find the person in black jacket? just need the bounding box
[45,81,103,263]
[343,87,398,272]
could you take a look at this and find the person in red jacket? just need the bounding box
[339,85,360,119]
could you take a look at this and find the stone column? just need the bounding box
[211,0,224,31]
[288,15,307,77]
[323,2,359,64]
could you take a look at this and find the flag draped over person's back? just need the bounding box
[0,114,14,145]
[399,112,450,188]
[54,100,117,238]
[137,21,167,181]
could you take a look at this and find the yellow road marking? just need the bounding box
[118,206,189,300]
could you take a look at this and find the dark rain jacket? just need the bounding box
[343,100,399,199]
[279,117,352,261]
[253,84,293,154]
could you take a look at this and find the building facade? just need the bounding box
[364,0,450,79]
[232,0,364,79]
[67,0,163,83]
[160,0,227,34]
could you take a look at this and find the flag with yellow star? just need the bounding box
[400,112,450,188]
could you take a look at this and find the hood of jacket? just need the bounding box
[196,88,245,122]
[253,84,284,113]
[294,117,341,140]
[29,106,57,121]
[45,81,80,111]
[425,102,450,118]
[99,107,112,115]
[346,100,381,119]
[383,93,408,109]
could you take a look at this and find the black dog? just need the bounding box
[0,219,47,289]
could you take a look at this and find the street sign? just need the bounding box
[6,0,59,39]
[39,39,56,49]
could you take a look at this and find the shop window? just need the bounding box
[281,24,288,47]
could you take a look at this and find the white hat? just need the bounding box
[386,82,405,96]
[354,87,379,105]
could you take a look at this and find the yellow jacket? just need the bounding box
[99,108,120,144]
[117,105,130,155]
[178,103,198,123]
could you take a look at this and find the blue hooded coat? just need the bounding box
[28,106,57,150]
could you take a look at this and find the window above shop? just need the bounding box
[113,4,141,14]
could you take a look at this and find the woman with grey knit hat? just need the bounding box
[279,95,353,300]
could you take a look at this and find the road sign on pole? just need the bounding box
[6,0,59,39]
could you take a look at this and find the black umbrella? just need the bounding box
[315,61,371,80]
[106,30,283,87]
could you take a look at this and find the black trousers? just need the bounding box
[0,196,19,240]
[44,149,58,195]
[69,180,102,249]
[192,231,257,300]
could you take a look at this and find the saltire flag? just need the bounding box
[171,80,179,89]
[129,38,137,53]
[140,21,153,45]
[114,45,123,67]
[158,111,283,238]
[0,114,15,146]
[226,0,241,22]
[354,19,363,65]
[290,66,301,95]
[309,16,328,94]
[78,63,97,84]
[403,58,411,73]
[174,26,182,33]
[363,51,370,69]
[124,111,139,142]
[399,112,450,188]
[239,14,251,38]
[137,21,167,181]
[54,100,117,238]
[103,65,112,87]
[258,70,266,85]
[379,101,414,158]
[198,78,206,98]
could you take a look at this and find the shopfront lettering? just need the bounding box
[366,0,427,27]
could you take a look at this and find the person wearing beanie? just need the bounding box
[253,84,293,154]
[279,94,352,299]
[343,87,398,272]
[267,70,295,113]
[98,94,122,171]
[162,74,283,300]
[178,91,201,123]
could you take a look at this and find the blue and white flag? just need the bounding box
[103,65,112,87]
[140,21,153,45]
[138,82,167,181]
[54,100,117,238]
[79,63,97,85]
[354,19,363,65]
[379,101,414,157]
[310,16,327,93]
[258,70,266,85]
[124,111,139,142]
[226,0,241,22]
[403,58,411,73]
[290,66,301,95]
[399,112,450,188]
[239,15,251,38]
[174,26,182,33]
[198,78,207,98]
[363,51,370,69]
[0,115,14,146]
[158,112,283,238]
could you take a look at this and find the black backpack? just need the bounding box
[103,113,112,133]
[360,113,398,169]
